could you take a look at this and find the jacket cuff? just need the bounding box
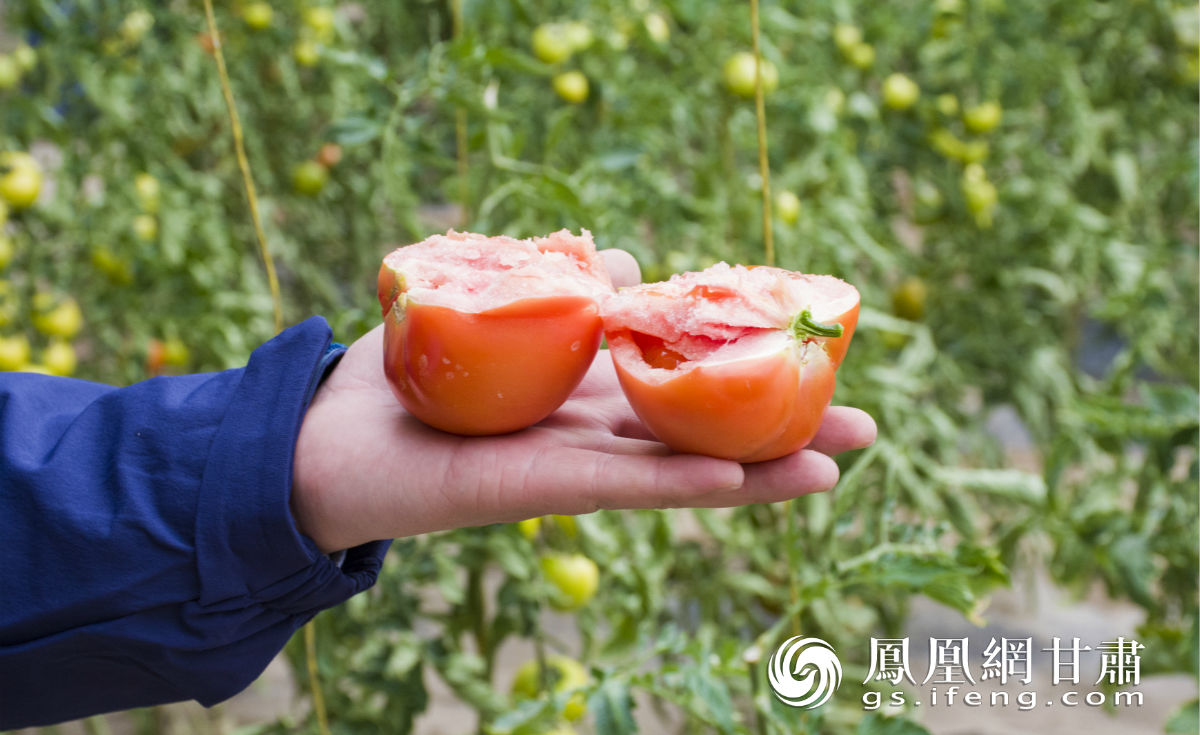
[193,316,390,616]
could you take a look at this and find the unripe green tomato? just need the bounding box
[0,151,43,209]
[242,2,274,30]
[846,42,875,69]
[33,296,82,340]
[517,517,541,541]
[91,246,133,285]
[563,21,593,52]
[13,44,36,73]
[133,214,158,242]
[963,101,1003,134]
[0,199,8,226]
[833,23,862,53]
[915,180,943,209]
[0,234,12,271]
[292,160,328,195]
[512,655,588,721]
[540,552,598,610]
[121,10,155,44]
[891,277,928,321]
[303,7,336,41]
[913,179,944,223]
[551,514,578,538]
[0,56,19,91]
[962,163,987,184]
[0,282,17,328]
[960,139,989,164]
[935,93,959,117]
[963,177,998,215]
[293,39,320,67]
[134,173,161,213]
[0,334,31,371]
[774,190,802,224]
[163,338,190,366]
[0,234,12,270]
[43,340,77,377]
[643,13,670,44]
[553,71,589,104]
[824,87,846,115]
[882,73,920,110]
[880,330,911,350]
[533,24,572,65]
[723,52,778,98]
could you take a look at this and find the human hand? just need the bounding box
[290,250,877,553]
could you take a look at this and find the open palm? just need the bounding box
[291,251,876,553]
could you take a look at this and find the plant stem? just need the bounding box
[749,0,773,267]
[201,0,283,334]
[451,0,470,224]
[790,309,845,340]
[304,622,331,735]
[466,562,491,677]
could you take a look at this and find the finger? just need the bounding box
[522,448,745,514]
[685,450,840,508]
[806,406,878,456]
[599,248,642,288]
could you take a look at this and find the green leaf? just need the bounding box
[1111,150,1139,204]
[328,116,382,146]
[933,467,1047,504]
[1165,698,1199,734]
[589,678,638,735]
[857,713,933,735]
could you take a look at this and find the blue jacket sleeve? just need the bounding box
[0,316,392,729]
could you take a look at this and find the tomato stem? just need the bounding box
[790,309,844,340]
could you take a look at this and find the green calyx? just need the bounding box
[789,308,844,340]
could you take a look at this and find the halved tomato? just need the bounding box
[601,263,859,463]
[378,230,614,435]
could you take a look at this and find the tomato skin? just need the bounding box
[608,331,837,463]
[540,552,599,610]
[775,190,802,225]
[382,294,603,435]
[0,152,43,209]
[724,51,778,98]
[602,266,858,463]
[882,73,920,110]
[292,160,328,195]
[963,101,1002,134]
[512,655,588,721]
[553,71,589,104]
[0,56,19,91]
[533,24,572,64]
[32,296,83,340]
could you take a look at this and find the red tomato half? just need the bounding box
[378,230,614,435]
[601,264,859,463]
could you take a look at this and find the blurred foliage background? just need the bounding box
[1,0,1197,733]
